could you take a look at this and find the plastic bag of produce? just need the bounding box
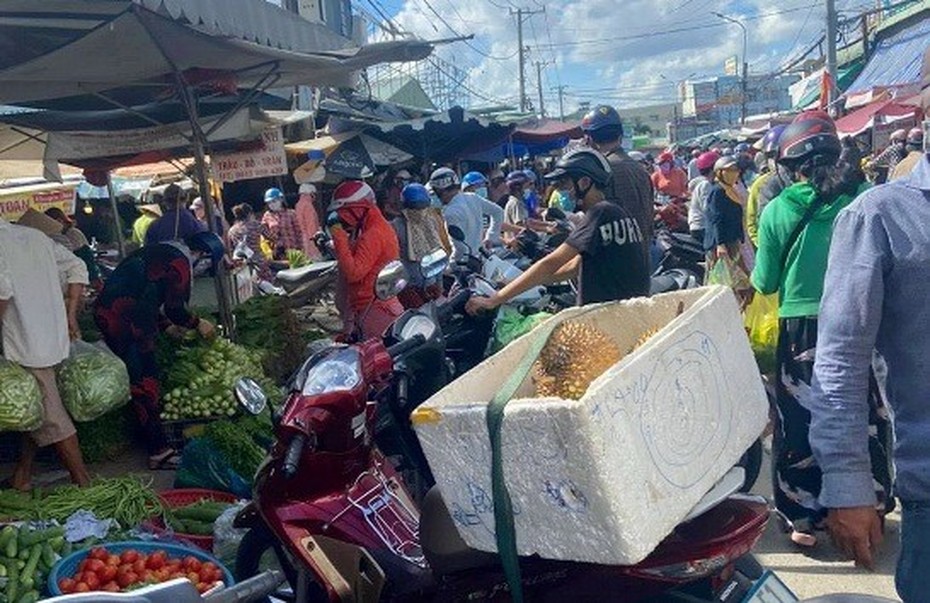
[174,438,252,498]
[213,501,249,572]
[57,341,130,422]
[490,307,552,353]
[0,359,43,432]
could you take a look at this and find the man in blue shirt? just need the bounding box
[805,48,930,602]
[144,184,205,245]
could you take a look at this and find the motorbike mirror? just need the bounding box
[234,377,268,415]
[420,248,449,280]
[375,260,408,300]
[448,225,466,242]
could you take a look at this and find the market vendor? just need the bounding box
[93,232,224,470]
[0,217,91,490]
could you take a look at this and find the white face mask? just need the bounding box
[267,200,283,212]
[475,186,489,199]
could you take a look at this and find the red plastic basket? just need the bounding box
[147,488,238,552]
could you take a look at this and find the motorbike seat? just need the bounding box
[275,261,337,284]
[420,487,500,576]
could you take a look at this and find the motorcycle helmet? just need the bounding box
[714,155,739,172]
[627,150,646,162]
[428,167,460,192]
[907,127,924,148]
[581,105,625,142]
[505,170,529,186]
[890,128,908,143]
[760,125,787,156]
[522,169,537,184]
[401,183,431,210]
[695,150,720,172]
[778,110,841,167]
[734,142,750,154]
[461,171,488,190]
[186,231,225,275]
[328,180,376,212]
[263,187,284,204]
[544,148,612,188]
[657,151,674,165]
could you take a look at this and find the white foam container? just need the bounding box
[412,286,768,565]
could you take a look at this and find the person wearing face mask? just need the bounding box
[94,232,222,470]
[466,148,649,315]
[580,105,654,255]
[651,150,689,201]
[447,171,505,255]
[261,188,302,261]
[392,183,451,308]
[294,183,322,259]
[324,180,403,339]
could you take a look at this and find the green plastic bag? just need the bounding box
[490,307,553,354]
[57,341,131,422]
[0,359,43,432]
[744,293,779,374]
[174,437,252,498]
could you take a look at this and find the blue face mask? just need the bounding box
[475,186,489,199]
[429,193,441,207]
[558,190,575,212]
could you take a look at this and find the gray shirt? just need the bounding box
[806,154,930,506]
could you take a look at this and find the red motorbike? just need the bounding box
[232,262,775,603]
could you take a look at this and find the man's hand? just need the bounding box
[197,318,217,340]
[164,325,187,340]
[67,314,82,341]
[826,507,884,570]
[466,295,500,316]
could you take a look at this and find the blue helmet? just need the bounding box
[581,104,624,142]
[522,169,537,184]
[461,171,488,189]
[761,125,787,155]
[263,187,284,204]
[401,183,431,209]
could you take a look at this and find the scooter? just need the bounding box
[232,239,337,306]
[231,266,775,603]
[45,570,284,603]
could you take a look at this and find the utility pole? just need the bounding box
[825,0,839,110]
[535,61,551,117]
[550,85,568,120]
[510,6,545,113]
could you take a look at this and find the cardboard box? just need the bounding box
[412,286,768,565]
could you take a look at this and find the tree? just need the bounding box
[632,117,652,136]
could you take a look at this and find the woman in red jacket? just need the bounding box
[325,180,403,339]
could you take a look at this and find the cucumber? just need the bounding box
[19,526,63,548]
[41,544,54,570]
[179,519,215,536]
[18,590,39,603]
[5,534,16,559]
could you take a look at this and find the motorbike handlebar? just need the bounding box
[386,334,426,358]
[437,289,472,323]
[282,434,307,478]
[204,570,285,603]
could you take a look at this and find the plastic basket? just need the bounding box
[146,489,238,552]
[48,540,235,595]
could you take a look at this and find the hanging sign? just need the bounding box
[212,128,287,183]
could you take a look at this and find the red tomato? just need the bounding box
[58,578,76,594]
[186,572,201,585]
[120,550,140,564]
[103,582,120,592]
[74,582,91,593]
[88,547,108,561]
[132,559,147,575]
[147,551,166,570]
[106,554,121,566]
[165,562,182,575]
[117,571,138,589]
[83,572,100,590]
[154,568,170,582]
[196,582,210,594]
[99,564,118,583]
[183,556,202,572]
[86,559,106,573]
[78,559,90,573]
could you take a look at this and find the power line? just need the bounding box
[417,0,519,61]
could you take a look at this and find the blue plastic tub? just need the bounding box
[47,540,234,595]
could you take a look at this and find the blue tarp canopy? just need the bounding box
[847,17,930,94]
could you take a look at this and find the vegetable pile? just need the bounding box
[57,546,225,595]
[0,524,68,603]
[203,421,267,480]
[0,359,43,433]
[285,249,311,268]
[75,407,131,463]
[57,341,131,422]
[160,338,276,421]
[165,500,234,537]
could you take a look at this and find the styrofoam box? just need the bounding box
[412,286,768,565]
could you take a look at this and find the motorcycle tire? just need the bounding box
[236,522,326,603]
[737,438,763,493]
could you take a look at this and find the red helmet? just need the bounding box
[328,180,376,212]
[778,110,840,165]
[657,151,674,164]
[695,150,720,172]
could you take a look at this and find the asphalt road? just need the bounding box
[751,449,900,601]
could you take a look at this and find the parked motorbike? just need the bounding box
[231,265,775,603]
[44,570,284,603]
[232,239,337,306]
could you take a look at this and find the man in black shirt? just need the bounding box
[466,148,649,313]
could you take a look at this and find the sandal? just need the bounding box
[148,449,181,470]
[790,530,817,547]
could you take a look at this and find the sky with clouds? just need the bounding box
[369,0,876,113]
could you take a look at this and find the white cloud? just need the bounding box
[379,0,863,112]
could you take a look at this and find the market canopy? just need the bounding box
[512,119,583,145]
[834,97,920,136]
[286,131,413,181]
[846,17,930,98]
[0,0,435,107]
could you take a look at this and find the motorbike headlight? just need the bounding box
[301,347,362,396]
[400,314,437,341]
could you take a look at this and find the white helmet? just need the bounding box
[428,167,460,191]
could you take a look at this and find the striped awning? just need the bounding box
[847,17,930,95]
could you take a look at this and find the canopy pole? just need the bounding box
[105,173,126,259]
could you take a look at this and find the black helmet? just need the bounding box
[581,105,624,142]
[544,148,613,188]
[778,110,841,167]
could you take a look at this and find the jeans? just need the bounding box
[897,501,930,602]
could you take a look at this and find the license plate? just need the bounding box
[741,570,799,603]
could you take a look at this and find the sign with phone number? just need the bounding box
[212,128,287,183]
[0,184,77,221]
